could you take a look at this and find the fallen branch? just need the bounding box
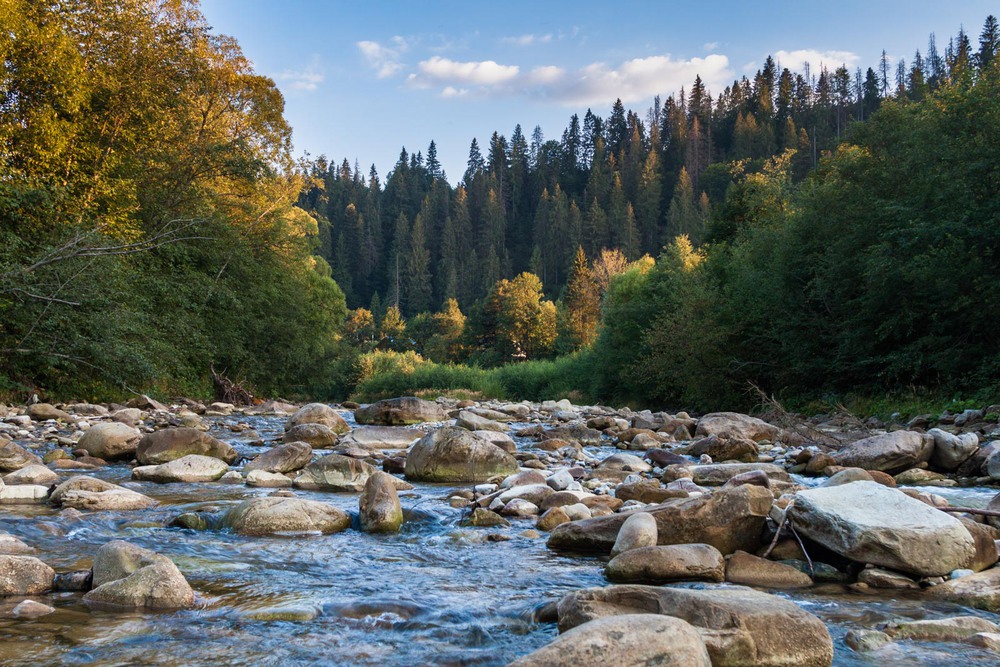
[936,506,1000,518]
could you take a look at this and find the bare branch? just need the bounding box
[9,289,81,306]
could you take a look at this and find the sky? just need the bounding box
[199,0,996,183]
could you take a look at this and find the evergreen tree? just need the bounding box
[403,214,432,314]
[562,246,601,349]
[979,15,999,71]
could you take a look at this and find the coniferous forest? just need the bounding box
[2,1,999,412]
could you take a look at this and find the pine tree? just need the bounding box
[562,246,601,349]
[979,15,999,71]
[404,214,432,314]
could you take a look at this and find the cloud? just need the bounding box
[408,53,732,106]
[773,49,860,73]
[357,37,410,78]
[413,56,520,86]
[276,56,324,91]
[702,41,720,52]
[501,33,554,47]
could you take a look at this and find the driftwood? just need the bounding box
[210,363,254,406]
[937,506,1000,518]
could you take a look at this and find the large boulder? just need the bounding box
[293,453,376,492]
[244,441,313,474]
[606,544,725,584]
[830,430,933,474]
[456,411,507,433]
[223,497,350,536]
[725,550,813,588]
[0,438,42,472]
[283,423,340,448]
[339,427,425,451]
[359,471,404,533]
[286,403,350,434]
[688,435,758,463]
[77,422,142,460]
[136,428,236,465]
[354,397,448,425]
[610,512,658,557]
[84,541,194,609]
[132,455,229,483]
[928,428,980,471]
[405,427,518,483]
[50,476,156,511]
[508,613,711,667]
[557,585,833,667]
[691,463,789,486]
[787,481,975,577]
[548,484,772,555]
[695,412,781,442]
[0,555,54,596]
[541,424,603,447]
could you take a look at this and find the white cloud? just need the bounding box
[702,41,720,52]
[276,56,324,91]
[357,37,410,78]
[773,49,860,73]
[501,33,553,47]
[415,56,520,85]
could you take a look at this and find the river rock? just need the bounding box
[77,422,142,460]
[286,403,350,434]
[695,412,781,442]
[245,470,292,488]
[541,424,603,447]
[132,454,229,483]
[244,441,313,473]
[50,476,156,510]
[84,541,194,609]
[355,397,448,425]
[690,463,789,486]
[831,430,933,474]
[338,427,424,451]
[0,438,42,472]
[359,471,404,533]
[610,512,658,557]
[536,507,571,531]
[549,484,772,555]
[887,616,1000,642]
[926,566,1000,611]
[224,497,351,536]
[688,434,759,463]
[0,484,48,504]
[2,464,58,486]
[0,534,33,554]
[787,481,975,577]
[498,484,554,506]
[283,423,340,448]
[615,481,686,504]
[456,411,506,433]
[293,453,376,491]
[111,408,144,425]
[460,508,509,528]
[606,544,725,583]
[136,428,236,465]
[10,599,55,618]
[557,584,833,667]
[404,427,518,483]
[26,402,71,422]
[597,453,651,473]
[508,613,711,667]
[725,550,813,588]
[0,556,54,596]
[928,428,980,471]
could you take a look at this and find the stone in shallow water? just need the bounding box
[132,454,229,483]
[725,550,813,589]
[10,599,55,618]
[508,613,711,667]
[887,616,1000,642]
[354,397,448,426]
[606,544,725,584]
[50,476,156,511]
[0,555,54,596]
[136,427,236,465]
[223,497,350,536]
[404,427,517,483]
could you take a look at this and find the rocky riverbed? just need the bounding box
[2,395,1000,665]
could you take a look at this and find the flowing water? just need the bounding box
[2,412,999,666]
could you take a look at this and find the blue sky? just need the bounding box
[199,0,996,182]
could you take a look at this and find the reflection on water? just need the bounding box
[0,413,998,665]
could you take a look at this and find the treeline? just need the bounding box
[334,16,1000,410]
[299,18,996,316]
[0,0,345,400]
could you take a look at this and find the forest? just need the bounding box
[1,0,998,413]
